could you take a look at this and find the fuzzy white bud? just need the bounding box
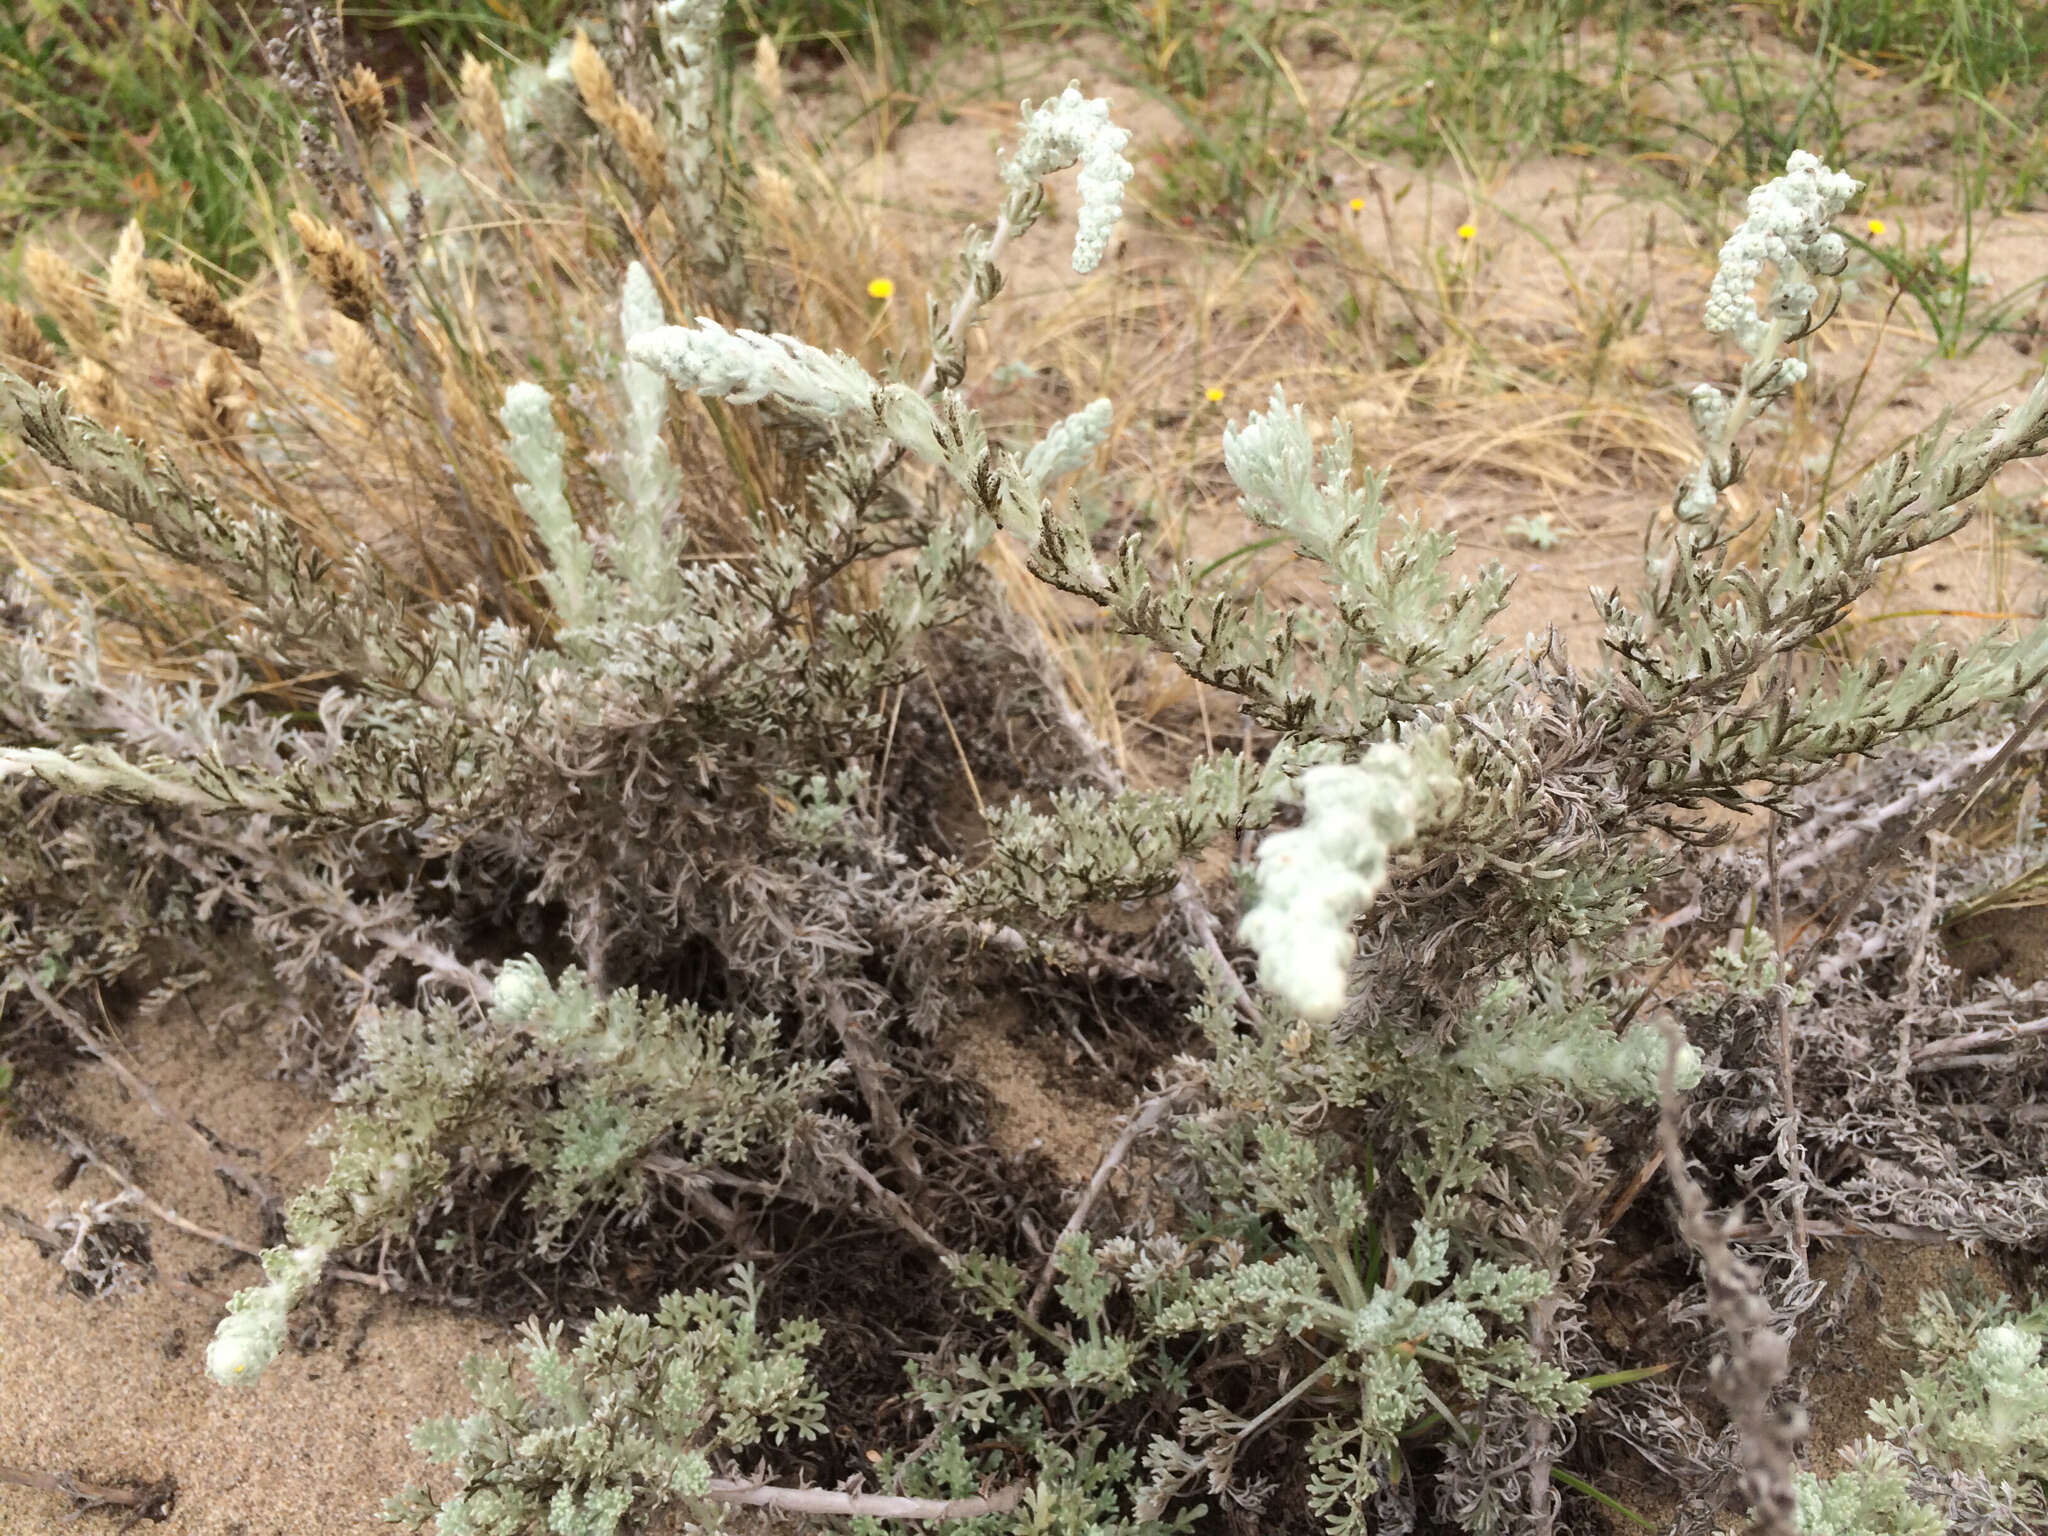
[206,1242,330,1386]
[1004,84,1134,274]
[491,956,548,1022]
[501,382,599,628]
[615,263,685,606]
[1704,150,1860,353]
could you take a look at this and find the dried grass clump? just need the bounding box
[21,244,100,351]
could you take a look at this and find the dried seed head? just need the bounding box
[63,358,126,423]
[22,244,99,348]
[181,346,249,447]
[458,55,509,164]
[569,30,669,199]
[330,313,396,423]
[338,62,387,140]
[288,210,381,324]
[752,165,797,228]
[0,301,59,379]
[144,259,263,365]
[752,35,783,109]
[106,220,148,346]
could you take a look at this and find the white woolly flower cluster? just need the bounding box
[501,381,597,627]
[1003,84,1134,274]
[1702,149,1859,354]
[1021,397,1112,489]
[490,954,548,1021]
[205,1241,331,1386]
[629,320,878,420]
[616,263,685,594]
[1969,1321,2042,1386]
[653,0,718,136]
[500,382,568,513]
[1240,747,1426,1023]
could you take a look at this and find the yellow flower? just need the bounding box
[1456,222,1477,242]
[866,277,894,300]
[1203,386,1226,403]
[1866,218,1886,237]
[1348,196,1365,212]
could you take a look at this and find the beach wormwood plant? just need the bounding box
[2,7,2048,1534]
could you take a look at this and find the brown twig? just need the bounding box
[0,1463,176,1525]
[1027,1084,1188,1319]
[823,992,924,1196]
[706,1477,1022,1519]
[1597,1148,1665,1233]
[23,977,273,1208]
[1791,688,2048,983]
[25,1105,384,1291]
[1909,1013,2048,1064]
[827,1146,950,1260]
[1658,1023,1805,1536]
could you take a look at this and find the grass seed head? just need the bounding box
[753,35,784,108]
[289,210,382,324]
[62,357,126,425]
[143,259,262,365]
[458,55,509,165]
[338,63,388,141]
[0,302,59,379]
[105,221,148,347]
[330,314,396,423]
[22,245,100,350]
[570,30,670,199]
[180,346,248,447]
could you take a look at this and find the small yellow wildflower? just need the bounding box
[1348,196,1366,212]
[1866,218,1886,237]
[1204,386,1226,403]
[1456,222,1477,242]
[866,277,895,300]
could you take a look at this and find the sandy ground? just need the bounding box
[0,1001,502,1534]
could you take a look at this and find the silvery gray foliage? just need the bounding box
[1793,1289,2048,1535]
[4,36,2048,1535]
[386,1267,829,1536]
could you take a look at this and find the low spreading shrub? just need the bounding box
[2,4,2046,1533]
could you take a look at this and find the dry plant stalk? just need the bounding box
[288,210,382,324]
[569,30,670,198]
[1659,1023,1807,1536]
[143,260,262,365]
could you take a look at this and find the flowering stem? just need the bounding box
[920,209,1017,398]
